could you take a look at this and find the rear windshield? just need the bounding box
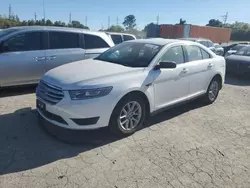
[231,45,246,51]
[0,29,18,38]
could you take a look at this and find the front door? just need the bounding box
[152,45,190,110]
[0,31,45,87]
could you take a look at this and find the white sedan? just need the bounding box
[36,39,225,136]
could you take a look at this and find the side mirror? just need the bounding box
[154,61,177,70]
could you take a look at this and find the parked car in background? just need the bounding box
[214,43,224,56]
[0,26,114,87]
[180,38,216,53]
[225,46,250,76]
[224,44,248,57]
[36,39,225,136]
[105,32,136,45]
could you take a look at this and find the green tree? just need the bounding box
[45,19,53,26]
[206,19,223,27]
[27,20,35,26]
[123,15,136,30]
[107,25,124,32]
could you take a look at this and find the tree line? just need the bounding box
[206,19,250,41]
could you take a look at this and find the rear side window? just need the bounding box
[160,46,185,64]
[185,45,203,62]
[49,31,79,49]
[207,41,214,47]
[5,32,42,52]
[200,48,211,59]
[110,34,123,44]
[84,34,110,49]
[123,35,135,41]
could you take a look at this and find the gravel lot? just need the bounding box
[0,76,250,188]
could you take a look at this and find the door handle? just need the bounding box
[182,68,188,73]
[46,56,57,60]
[33,57,46,61]
[208,63,213,68]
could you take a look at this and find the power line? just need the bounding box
[69,12,71,24]
[9,4,11,19]
[85,16,88,26]
[156,15,159,25]
[116,16,119,25]
[43,0,46,21]
[34,12,37,21]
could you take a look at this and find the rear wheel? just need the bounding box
[203,78,220,104]
[109,95,146,137]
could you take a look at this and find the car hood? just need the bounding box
[42,59,144,89]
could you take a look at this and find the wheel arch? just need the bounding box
[207,73,223,91]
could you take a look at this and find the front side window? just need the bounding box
[84,34,110,49]
[207,41,214,47]
[49,31,79,49]
[185,45,203,62]
[110,34,123,44]
[95,42,162,67]
[199,41,208,47]
[5,32,41,52]
[160,46,185,64]
[123,35,135,41]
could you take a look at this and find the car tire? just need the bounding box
[203,78,220,104]
[109,94,146,137]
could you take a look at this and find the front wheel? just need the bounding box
[203,78,220,104]
[109,95,146,137]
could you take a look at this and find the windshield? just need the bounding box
[235,46,250,56]
[231,45,246,51]
[0,28,18,38]
[95,42,163,67]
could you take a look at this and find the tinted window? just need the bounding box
[231,44,246,51]
[95,42,162,67]
[201,48,211,59]
[5,32,41,52]
[161,46,184,64]
[0,28,18,38]
[110,34,123,44]
[49,32,79,49]
[123,35,135,41]
[185,45,203,62]
[235,46,250,56]
[84,34,110,49]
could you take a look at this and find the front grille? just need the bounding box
[37,81,64,105]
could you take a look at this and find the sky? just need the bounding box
[0,0,249,30]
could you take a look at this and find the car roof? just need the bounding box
[2,26,105,35]
[106,31,135,37]
[126,38,194,46]
[180,37,210,41]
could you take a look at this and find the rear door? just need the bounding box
[0,31,45,86]
[183,45,215,96]
[84,34,110,59]
[44,31,85,72]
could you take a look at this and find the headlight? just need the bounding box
[69,87,113,100]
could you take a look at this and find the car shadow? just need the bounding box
[0,85,37,98]
[225,74,250,86]
[0,99,204,176]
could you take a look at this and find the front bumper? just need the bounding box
[36,91,115,130]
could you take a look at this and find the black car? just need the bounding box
[225,46,250,76]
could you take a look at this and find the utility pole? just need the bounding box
[69,12,71,24]
[9,4,12,19]
[156,15,159,25]
[34,13,37,21]
[116,16,119,25]
[85,16,88,26]
[108,16,110,29]
[222,12,228,26]
[43,0,46,21]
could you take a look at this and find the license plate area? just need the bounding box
[37,99,46,112]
